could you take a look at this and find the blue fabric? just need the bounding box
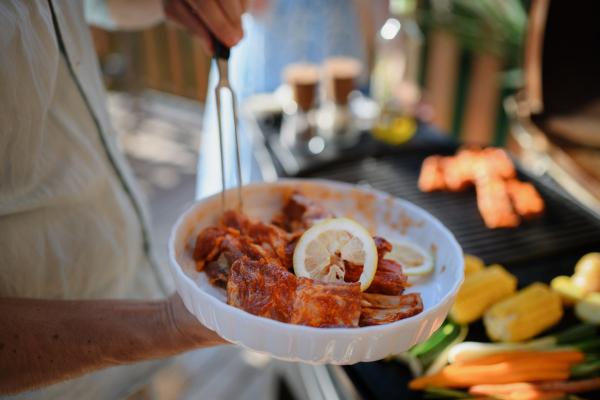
[196,0,366,200]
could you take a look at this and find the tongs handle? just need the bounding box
[211,34,230,60]
[211,33,243,214]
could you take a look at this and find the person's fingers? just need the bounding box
[217,0,244,30]
[239,0,249,12]
[164,0,213,54]
[185,0,243,47]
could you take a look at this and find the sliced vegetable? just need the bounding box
[409,358,572,389]
[449,349,585,368]
[537,376,600,393]
[448,265,517,325]
[575,292,600,325]
[448,323,597,363]
[424,324,469,376]
[397,321,467,377]
[469,377,600,396]
[551,275,586,307]
[423,386,474,399]
[469,382,540,397]
[571,337,600,353]
[484,283,563,342]
[571,359,600,379]
[572,252,600,293]
[499,389,566,400]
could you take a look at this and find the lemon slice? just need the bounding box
[293,218,378,292]
[385,238,434,276]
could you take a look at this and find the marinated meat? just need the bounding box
[505,178,545,220]
[361,292,410,308]
[344,262,407,296]
[278,190,336,233]
[195,190,422,329]
[227,257,298,323]
[366,271,408,296]
[203,237,274,289]
[283,234,302,270]
[477,147,516,180]
[221,210,289,265]
[418,147,542,229]
[359,293,423,326]
[290,278,361,328]
[442,155,473,192]
[220,236,279,265]
[373,236,392,260]
[476,178,520,229]
[193,227,239,271]
[377,258,404,275]
[227,258,362,327]
[204,253,230,289]
[418,155,447,192]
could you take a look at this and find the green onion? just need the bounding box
[397,321,467,377]
[572,337,600,353]
[553,323,597,345]
[448,324,597,363]
[571,359,600,379]
[423,386,473,399]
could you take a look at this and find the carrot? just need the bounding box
[444,359,574,378]
[504,389,566,400]
[409,370,570,389]
[469,377,600,396]
[452,350,585,367]
[536,376,600,394]
[409,360,572,390]
[469,383,540,396]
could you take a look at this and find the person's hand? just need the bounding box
[165,292,231,348]
[163,0,247,55]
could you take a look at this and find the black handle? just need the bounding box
[211,34,230,60]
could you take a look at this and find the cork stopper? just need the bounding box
[284,63,319,111]
[323,57,362,104]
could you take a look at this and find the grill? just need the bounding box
[293,140,600,400]
[297,146,600,266]
[250,114,600,399]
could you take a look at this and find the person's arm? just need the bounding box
[0,294,227,396]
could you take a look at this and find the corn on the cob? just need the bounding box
[449,265,517,325]
[484,283,564,342]
[464,254,485,275]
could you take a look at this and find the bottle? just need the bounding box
[317,57,362,148]
[280,63,319,154]
[370,0,423,145]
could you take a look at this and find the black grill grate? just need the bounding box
[298,149,600,265]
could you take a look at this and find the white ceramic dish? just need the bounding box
[169,179,464,364]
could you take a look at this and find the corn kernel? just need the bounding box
[464,254,485,275]
[449,265,517,325]
[484,282,563,342]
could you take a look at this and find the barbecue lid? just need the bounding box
[524,0,600,119]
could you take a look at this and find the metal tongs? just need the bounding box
[212,35,243,214]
